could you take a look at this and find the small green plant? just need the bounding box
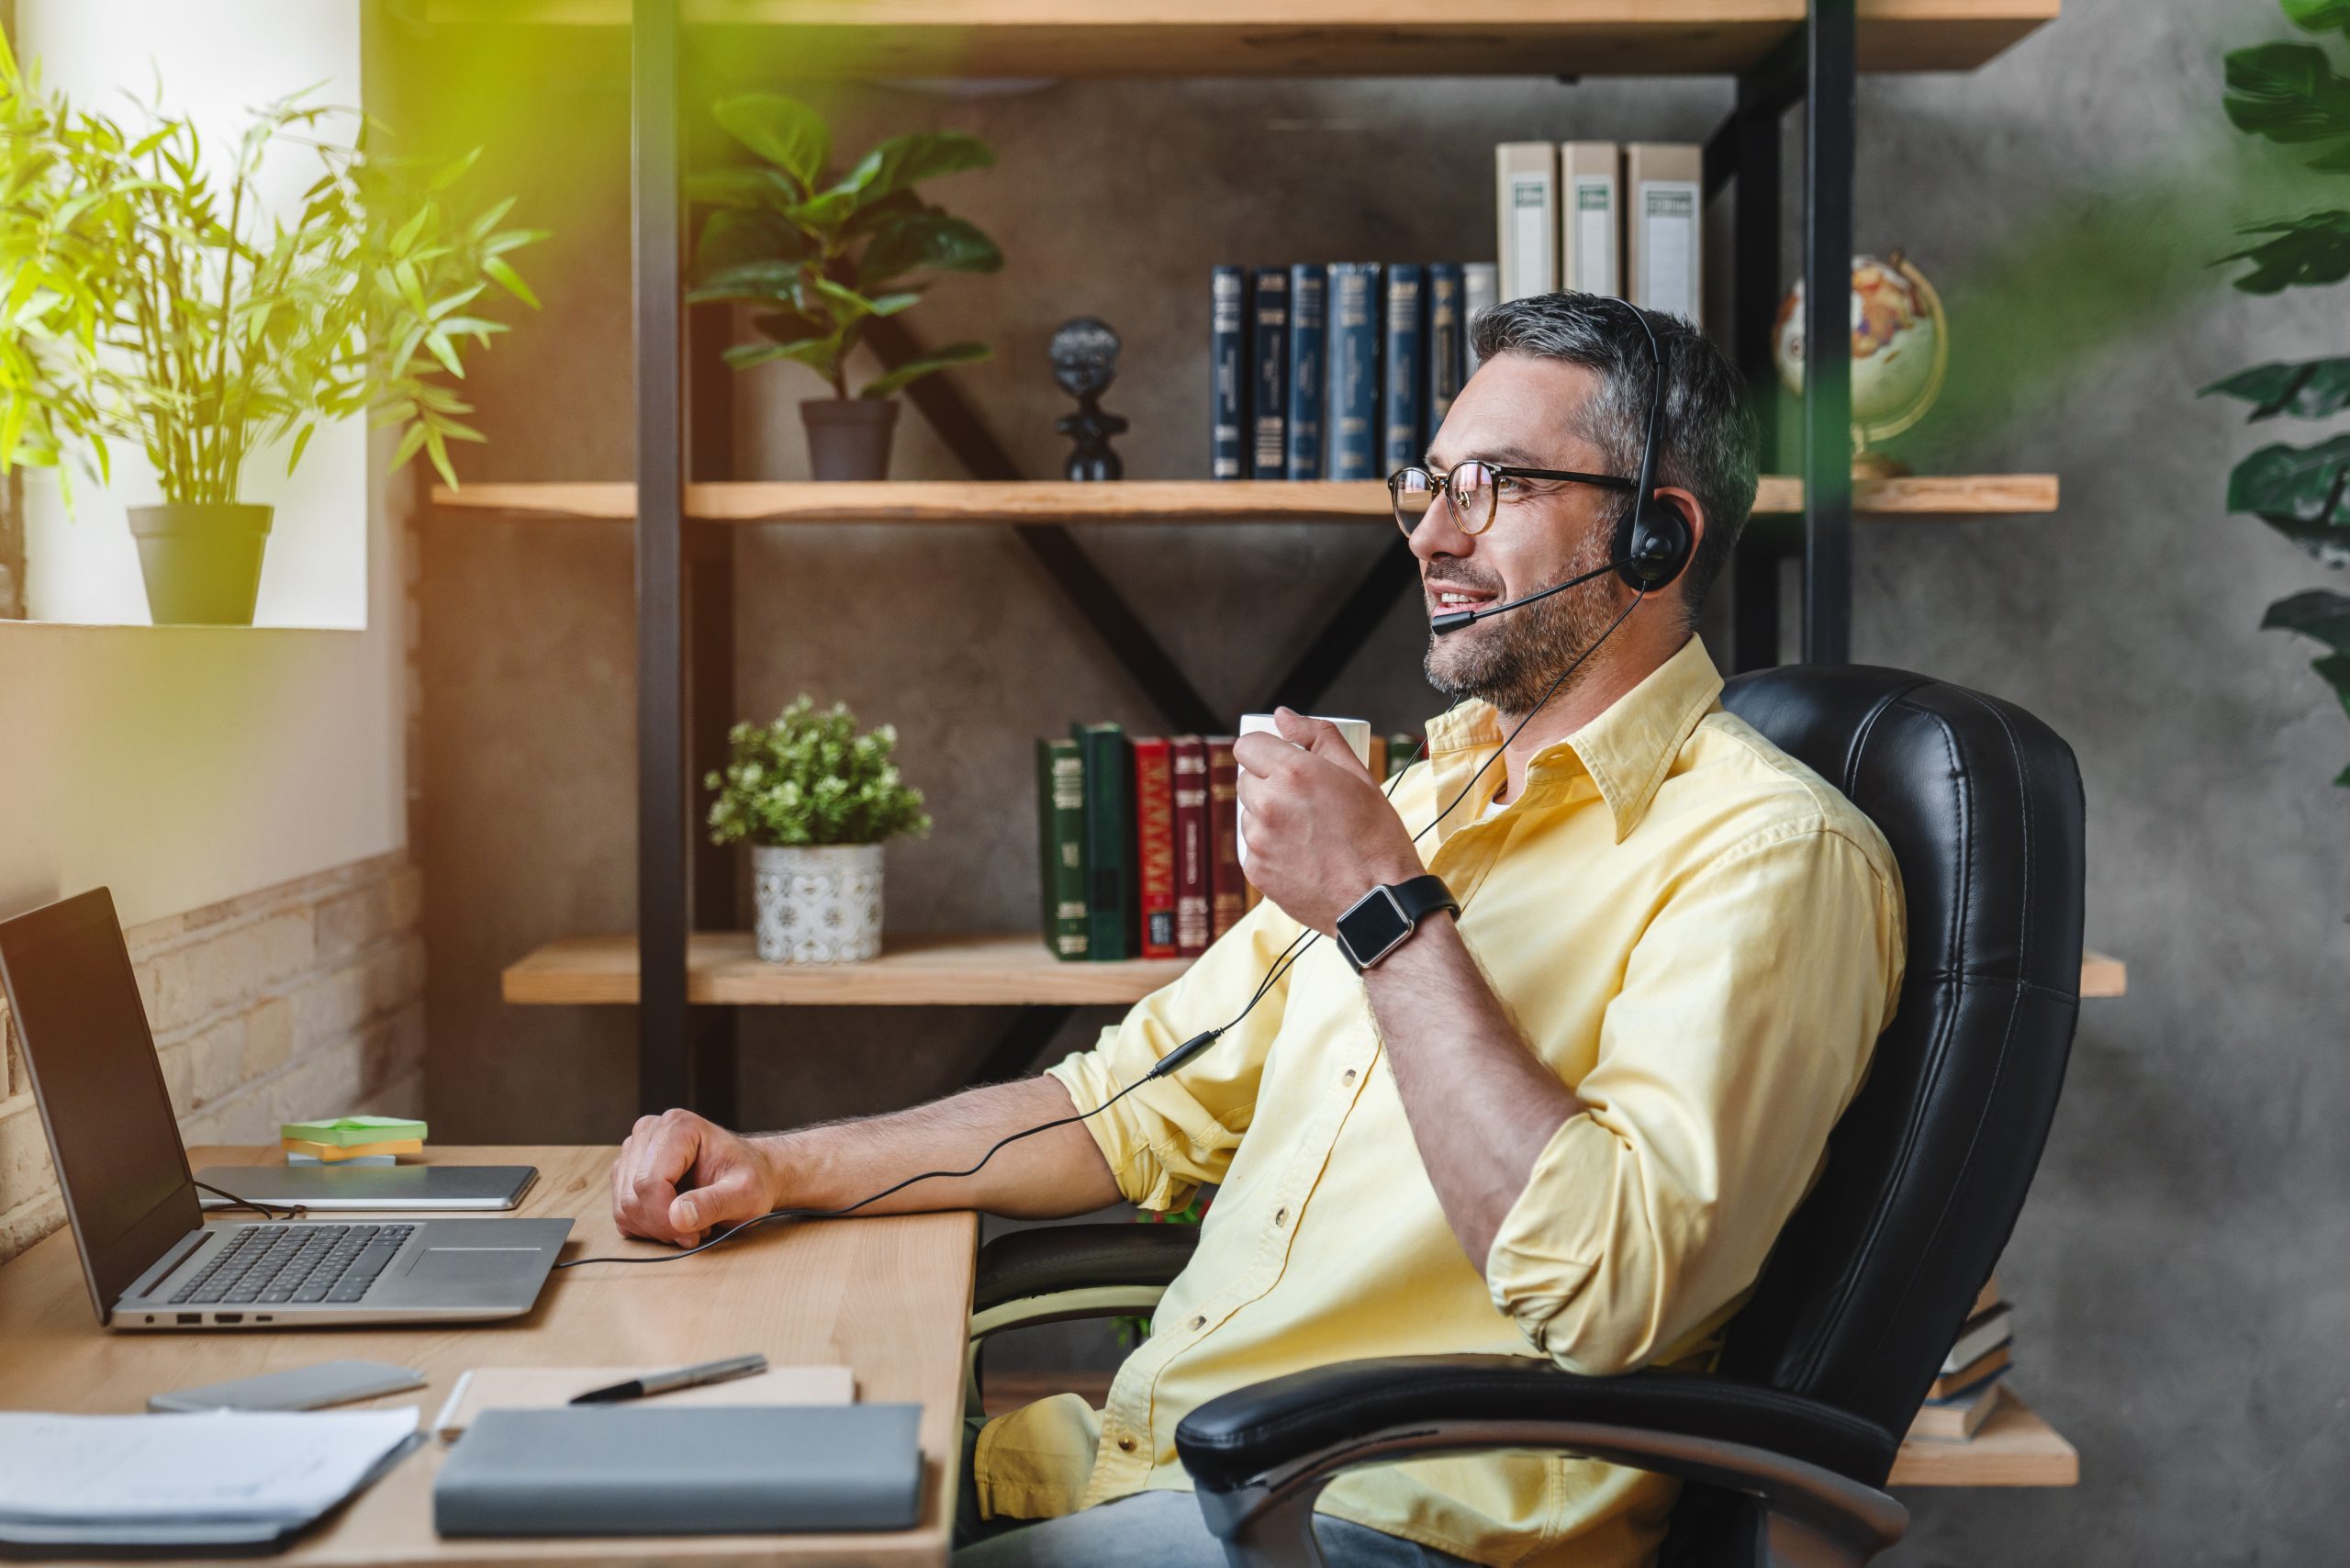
[2204,0,2350,785]
[706,698,932,848]
[0,35,543,505]
[684,93,1001,399]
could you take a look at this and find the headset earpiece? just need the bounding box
[1616,493,1693,591]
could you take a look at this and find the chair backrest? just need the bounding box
[1708,666,2085,1451]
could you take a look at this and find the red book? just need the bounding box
[1206,736,1245,937]
[1133,736,1178,958]
[1171,737,1211,955]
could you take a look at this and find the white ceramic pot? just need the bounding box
[751,843,885,963]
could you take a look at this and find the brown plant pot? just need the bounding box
[126,503,274,626]
[800,398,900,481]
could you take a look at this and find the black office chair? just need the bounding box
[968,666,2086,1568]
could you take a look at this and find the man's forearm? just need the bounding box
[1362,916,1586,1264]
[756,1074,1125,1220]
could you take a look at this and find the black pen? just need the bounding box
[570,1352,769,1406]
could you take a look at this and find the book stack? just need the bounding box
[1209,261,1498,482]
[282,1115,427,1166]
[1037,726,1425,960]
[1907,1272,2016,1442]
[1494,140,1705,323]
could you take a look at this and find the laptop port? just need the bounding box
[215,1313,242,1325]
[176,1313,201,1325]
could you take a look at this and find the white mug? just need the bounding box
[1236,713,1374,873]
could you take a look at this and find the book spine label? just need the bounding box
[1248,268,1289,478]
[1133,738,1177,958]
[1461,263,1498,377]
[1073,723,1133,961]
[1035,739,1089,959]
[1495,142,1559,302]
[1425,263,1465,436]
[1206,737,1244,939]
[1284,263,1327,480]
[1381,263,1423,472]
[1210,266,1247,480]
[1325,263,1381,481]
[1170,737,1211,954]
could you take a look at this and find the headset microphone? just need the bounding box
[1430,542,1673,635]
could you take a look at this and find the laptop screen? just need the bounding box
[0,889,200,1319]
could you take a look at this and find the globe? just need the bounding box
[1773,251,1948,473]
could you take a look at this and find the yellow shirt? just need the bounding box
[977,636,1906,1568]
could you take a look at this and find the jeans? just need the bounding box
[954,1419,1480,1568]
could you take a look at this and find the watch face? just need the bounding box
[1338,888,1413,967]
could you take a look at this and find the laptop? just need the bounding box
[0,888,572,1330]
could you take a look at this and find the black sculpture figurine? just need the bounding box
[1051,317,1127,481]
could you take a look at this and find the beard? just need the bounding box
[1423,532,1627,718]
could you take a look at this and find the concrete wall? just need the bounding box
[408,1,2349,1560]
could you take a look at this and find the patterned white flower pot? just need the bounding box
[751,843,885,964]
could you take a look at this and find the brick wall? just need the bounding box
[0,851,424,1263]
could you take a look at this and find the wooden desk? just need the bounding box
[0,1146,978,1568]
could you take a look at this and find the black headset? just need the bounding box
[1610,297,1694,593]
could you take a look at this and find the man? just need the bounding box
[610,294,1906,1568]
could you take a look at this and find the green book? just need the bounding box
[1070,722,1135,962]
[281,1114,428,1147]
[1035,738,1090,960]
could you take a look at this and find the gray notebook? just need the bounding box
[432,1405,923,1537]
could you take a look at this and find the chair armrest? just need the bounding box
[974,1223,1200,1313]
[1175,1356,1907,1568]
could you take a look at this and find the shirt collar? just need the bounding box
[1424,635,1724,844]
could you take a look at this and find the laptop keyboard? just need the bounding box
[170,1223,416,1306]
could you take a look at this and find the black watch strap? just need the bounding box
[1336,873,1460,972]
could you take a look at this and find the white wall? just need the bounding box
[0,0,403,930]
[17,0,366,629]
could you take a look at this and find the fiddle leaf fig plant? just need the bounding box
[0,35,543,505]
[2204,0,2350,785]
[684,93,1000,399]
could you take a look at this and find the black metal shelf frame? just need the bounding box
[626,0,1857,1115]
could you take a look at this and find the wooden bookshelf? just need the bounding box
[431,475,2060,525]
[506,931,2127,1007]
[425,2,2060,78]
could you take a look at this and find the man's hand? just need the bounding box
[1233,707,1424,935]
[610,1109,781,1247]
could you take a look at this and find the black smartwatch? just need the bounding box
[1334,873,1460,972]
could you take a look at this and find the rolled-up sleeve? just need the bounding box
[1046,897,1306,1211]
[1485,823,1904,1374]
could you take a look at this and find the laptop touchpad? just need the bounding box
[408,1246,540,1282]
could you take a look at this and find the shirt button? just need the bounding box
[1342,1069,1358,1085]
[1117,1436,1137,1453]
[1189,1315,1206,1330]
[1274,1206,1290,1227]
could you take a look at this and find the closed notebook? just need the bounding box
[433,1405,922,1536]
[431,1364,855,1440]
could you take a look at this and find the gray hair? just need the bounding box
[1469,293,1759,620]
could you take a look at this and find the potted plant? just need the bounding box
[0,40,542,624]
[707,698,932,964]
[684,94,1001,480]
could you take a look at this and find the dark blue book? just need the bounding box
[1247,267,1288,479]
[1324,263,1382,481]
[1210,266,1247,480]
[1381,263,1425,474]
[1424,263,1465,450]
[1284,263,1327,479]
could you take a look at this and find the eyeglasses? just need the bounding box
[1387,460,1635,537]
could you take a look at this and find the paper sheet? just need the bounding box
[0,1407,417,1526]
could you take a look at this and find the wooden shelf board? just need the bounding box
[503,931,1192,1006]
[431,475,2058,525]
[423,2,2057,77]
[507,932,2122,1008]
[2079,949,2125,998]
[1890,1394,2079,1487]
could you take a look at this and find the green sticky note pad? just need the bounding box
[281,1114,429,1147]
